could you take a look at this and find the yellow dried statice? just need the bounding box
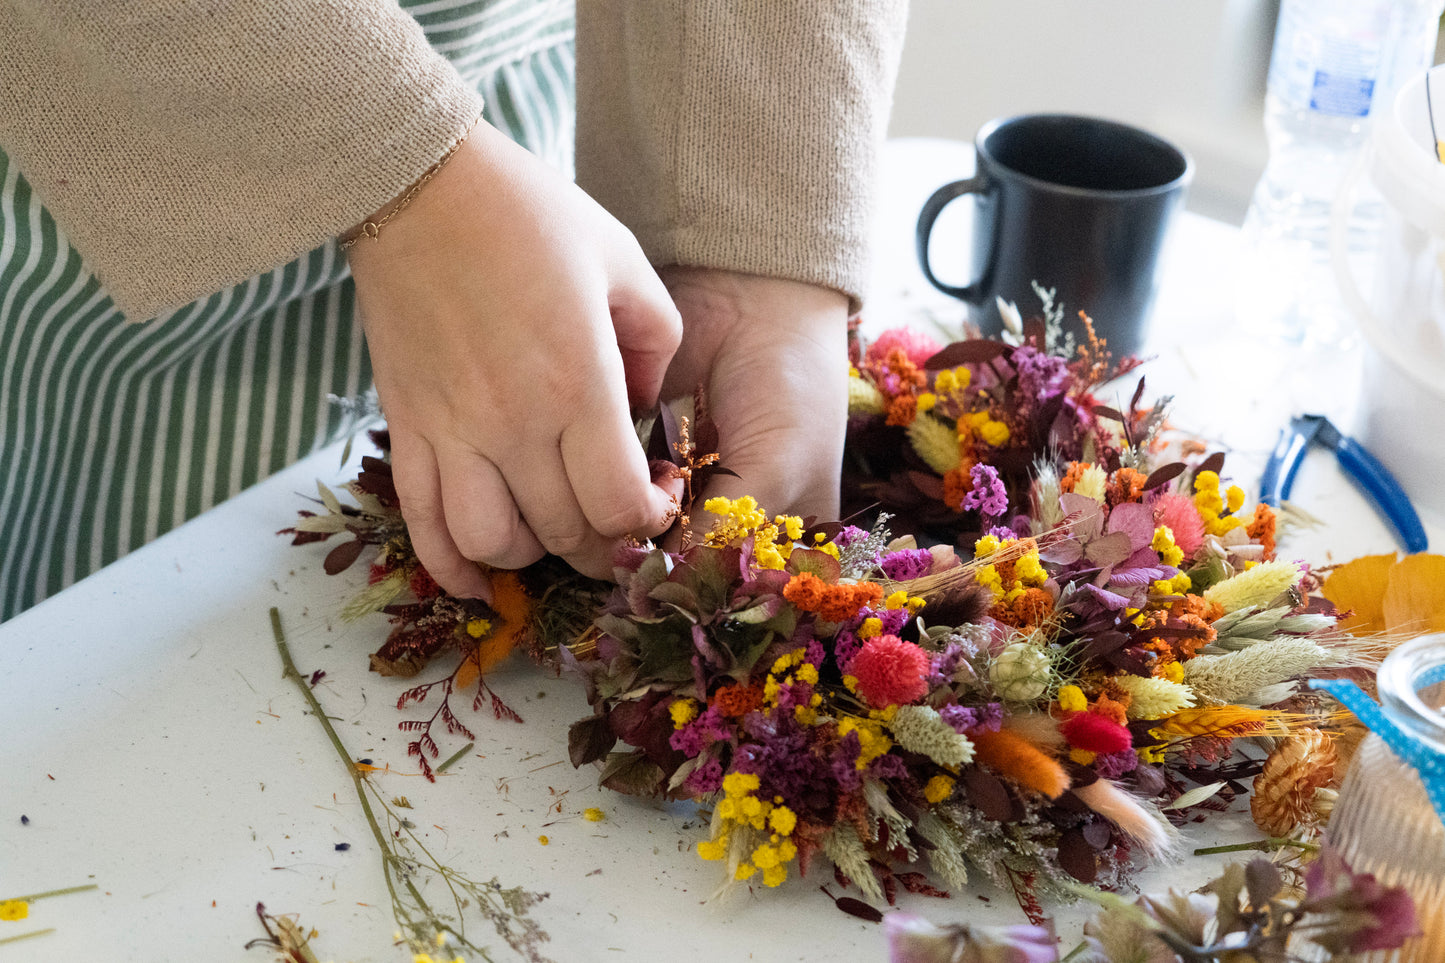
[906,412,962,474]
[1113,674,1196,720]
[890,704,975,767]
[1251,728,1338,836]
[1202,560,1303,614]
[1183,638,1329,704]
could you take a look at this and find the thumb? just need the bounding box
[610,265,683,411]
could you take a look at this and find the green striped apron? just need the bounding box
[0,0,576,620]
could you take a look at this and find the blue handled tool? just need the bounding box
[1260,414,1427,554]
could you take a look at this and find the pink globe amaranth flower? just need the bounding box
[866,326,944,369]
[851,634,930,709]
[1152,492,1206,560]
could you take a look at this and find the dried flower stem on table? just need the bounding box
[269,608,553,962]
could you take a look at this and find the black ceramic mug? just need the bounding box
[916,114,1192,356]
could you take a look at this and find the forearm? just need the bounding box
[574,0,909,314]
[0,0,481,320]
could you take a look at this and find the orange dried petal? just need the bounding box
[1381,553,1445,636]
[1321,553,1397,636]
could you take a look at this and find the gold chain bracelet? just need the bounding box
[339,114,482,252]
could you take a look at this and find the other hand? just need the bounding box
[658,267,850,532]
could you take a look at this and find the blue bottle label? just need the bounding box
[1309,70,1376,116]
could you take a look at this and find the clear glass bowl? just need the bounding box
[1325,633,1445,961]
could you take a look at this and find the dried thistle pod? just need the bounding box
[1250,727,1338,837]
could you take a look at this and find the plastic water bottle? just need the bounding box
[1237,0,1443,346]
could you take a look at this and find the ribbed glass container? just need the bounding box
[1324,634,1445,962]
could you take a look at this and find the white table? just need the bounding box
[2,139,1439,962]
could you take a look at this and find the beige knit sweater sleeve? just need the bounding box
[575,1,909,313]
[0,1,906,321]
[0,0,482,321]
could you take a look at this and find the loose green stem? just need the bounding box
[436,742,475,774]
[2,884,98,903]
[1058,941,1090,962]
[270,608,441,946]
[1193,838,1320,857]
[0,929,55,945]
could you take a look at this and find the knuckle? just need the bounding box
[537,525,592,560]
[590,499,655,539]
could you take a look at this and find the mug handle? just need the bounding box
[916,177,985,302]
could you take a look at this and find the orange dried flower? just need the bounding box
[1251,728,1338,837]
[1170,613,1217,659]
[1059,461,1088,494]
[942,465,972,512]
[1169,593,1224,624]
[885,393,919,427]
[1247,503,1278,560]
[1106,467,1147,506]
[989,587,1055,629]
[1092,691,1131,726]
[971,728,1070,799]
[782,572,825,611]
[821,583,884,622]
[1142,639,1175,666]
[783,573,883,623]
[712,683,764,718]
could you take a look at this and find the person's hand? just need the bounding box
[658,267,850,528]
[348,122,683,599]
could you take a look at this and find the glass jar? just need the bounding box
[1322,633,1445,961]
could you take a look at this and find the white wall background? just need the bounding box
[887,0,1282,225]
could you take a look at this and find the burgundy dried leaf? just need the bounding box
[906,470,947,502]
[1023,316,1048,346]
[963,767,1018,823]
[692,385,719,455]
[1130,375,1147,414]
[1057,830,1099,883]
[832,896,884,923]
[1144,462,1186,491]
[692,464,740,485]
[1195,451,1226,481]
[568,715,618,768]
[646,403,680,465]
[1091,404,1126,424]
[924,339,1010,368]
[323,538,366,576]
[1082,818,1113,850]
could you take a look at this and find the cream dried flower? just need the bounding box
[1251,728,1337,836]
[822,823,884,903]
[989,641,1053,701]
[1114,675,1196,720]
[890,704,975,767]
[1074,465,1109,503]
[1202,560,1302,614]
[906,412,962,474]
[848,372,886,416]
[915,813,970,890]
[1183,638,1330,704]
